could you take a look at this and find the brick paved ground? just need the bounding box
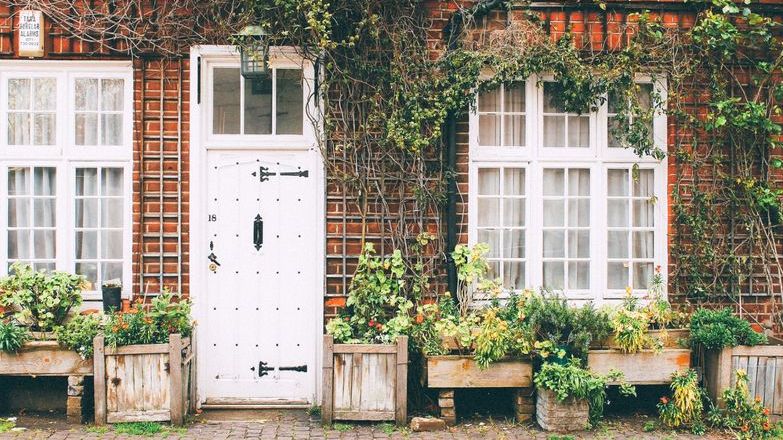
[0,409,732,440]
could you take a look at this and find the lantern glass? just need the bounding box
[237,26,269,80]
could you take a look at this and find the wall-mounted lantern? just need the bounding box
[236,25,269,80]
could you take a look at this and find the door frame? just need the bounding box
[189,45,325,407]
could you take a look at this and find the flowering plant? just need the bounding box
[707,369,783,439]
[104,291,192,347]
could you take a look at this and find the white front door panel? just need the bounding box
[202,149,319,403]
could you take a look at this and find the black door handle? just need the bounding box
[253,214,263,250]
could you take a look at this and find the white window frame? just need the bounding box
[469,74,668,304]
[0,61,133,301]
[204,47,317,149]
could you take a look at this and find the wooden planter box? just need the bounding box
[423,355,534,425]
[703,339,783,418]
[535,387,589,432]
[93,334,196,425]
[322,335,408,425]
[588,348,691,384]
[0,340,93,423]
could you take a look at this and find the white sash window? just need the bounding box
[0,62,133,300]
[469,76,667,303]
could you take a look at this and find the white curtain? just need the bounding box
[632,170,655,288]
[7,167,56,271]
[33,168,56,270]
[503,168,525,289]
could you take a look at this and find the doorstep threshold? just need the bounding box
[202,398,310,410]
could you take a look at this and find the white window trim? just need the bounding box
[0,61,134,300]
[203,46,317,149]
[468,75,668,304]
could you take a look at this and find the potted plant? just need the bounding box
[690,308,778,415]
[101,279,123,313]
[0,263,93,423]
[588,269,692,384]
[534,359,635,431]
[93,291,195,425]
[322,243,412,426]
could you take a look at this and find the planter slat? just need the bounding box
[704,343,783,418]
[0,341,93,376]
[425,356,532,388]
[322,335,407,425]
[588,349,691,384]
[94,333,195,425]
[334,410,395,421]
[332,344,398,354]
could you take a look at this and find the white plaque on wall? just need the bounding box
[18,10,45,57]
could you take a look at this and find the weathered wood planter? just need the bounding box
[588,329,691,384]
[322,335,408,425]
[423,355,534,425]
[536,388,589,432]
[703,338,783,418]
[0,340,93,423]
[93,334,196,425]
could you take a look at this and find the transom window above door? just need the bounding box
[0,62,133,300]
[469,76,667,303]
[211,67,304,136]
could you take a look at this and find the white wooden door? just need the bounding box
[202,149,319,403]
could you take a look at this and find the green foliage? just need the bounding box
[113,422,165,436]
[642,420,658,432]
[689,308,767,350]
[330,423,353,432]
[534,359,635,426]
[104,292,192,347]
[522,291,612,360]
[0,321,29,353]
[325,243,415,344]
[0,417,16,433]
[54,314,102,359]
[657,369,705,434]
[707,369,783,439]
[0,263,85,331]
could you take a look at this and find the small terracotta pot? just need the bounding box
[121,299,131,312]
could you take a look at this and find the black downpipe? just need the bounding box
[443,0,503,296]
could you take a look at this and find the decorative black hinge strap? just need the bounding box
[279,170,309,178]
[252,166,276,182]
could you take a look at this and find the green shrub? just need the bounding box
[522,292,612,360]
[54,314,102,358]
[0,263,85,331]
[0,321,29,353]
[690,308,767,350]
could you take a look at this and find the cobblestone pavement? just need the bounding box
[0,410,729,439]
